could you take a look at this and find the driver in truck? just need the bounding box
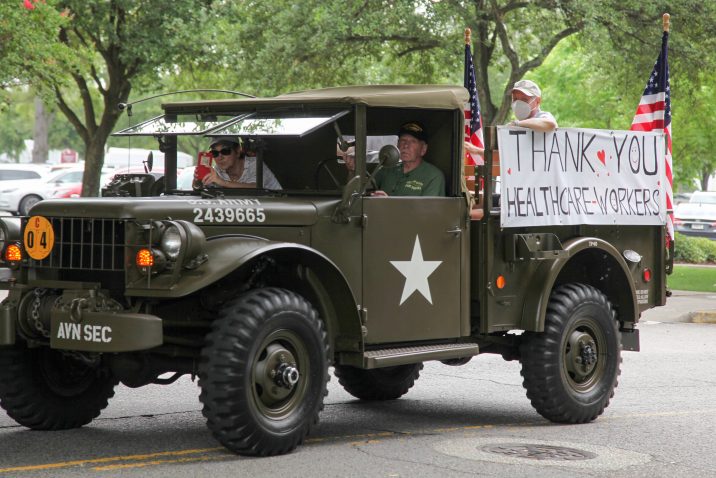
[372,121,445,197]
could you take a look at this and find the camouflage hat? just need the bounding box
[512,79,541,98]
[397,121,428,142]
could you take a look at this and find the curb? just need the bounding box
[688,311,716,324]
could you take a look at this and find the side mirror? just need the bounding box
[364,144,400,189]
[332,144,401,224]
[144,151,154,173]
[378,144,400,168]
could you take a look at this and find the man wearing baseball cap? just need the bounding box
[464,79,557,158]
[508,79,557,132]
[372,121,445,196]
[202,136,281,189]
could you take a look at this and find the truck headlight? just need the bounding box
[160,225,182,260]
[159,220,207,269]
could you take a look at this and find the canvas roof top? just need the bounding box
[162,85,470,113]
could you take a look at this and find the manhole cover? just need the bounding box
[481,444,597,461]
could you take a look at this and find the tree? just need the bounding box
[212,1,716,191]
[44,0,215,195]
[0,1,68,94]
[31,98,53,164]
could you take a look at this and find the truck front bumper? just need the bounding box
[0,289,163,352]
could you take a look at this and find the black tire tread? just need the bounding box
[199,287,330,456]
[519,283,621,424]
[334,363,423,401]
[0,344,117,430]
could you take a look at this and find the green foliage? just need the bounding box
[691,237,716,263]
[0,88,82,161]
[44,0,216,194]
[4,0,716,195]
[673,233,716,264]
[0,1,70,93]
[531,38,634,130]
[668,265,716,292]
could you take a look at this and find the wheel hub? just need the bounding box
[275,362,300,389]
[567,330,598,382]
[254,343,300,407]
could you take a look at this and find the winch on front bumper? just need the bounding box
[0,287,163,352]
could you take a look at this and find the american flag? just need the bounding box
[464,40,484,166]
[630,30,672,244]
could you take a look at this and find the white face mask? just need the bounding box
[511,100,533,120]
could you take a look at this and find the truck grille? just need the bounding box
[26,217,125,271]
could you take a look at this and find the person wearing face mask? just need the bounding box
[508,79,557,132]
[464,79,557,158]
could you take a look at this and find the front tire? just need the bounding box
[520,283,621,423]
[334,363,423,400]
[19,194,42,216]
[199,288,329,456]
[0,343,118,429]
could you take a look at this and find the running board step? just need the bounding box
[363,343,479,369]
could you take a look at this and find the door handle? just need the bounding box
[446,226,462,236]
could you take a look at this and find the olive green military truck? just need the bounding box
[0,86,669,456]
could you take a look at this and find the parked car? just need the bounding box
[0,166,110,215]
[49,170,115,199]
[674,191,716,239]
[0,163,49,181]
[674,192,693,205]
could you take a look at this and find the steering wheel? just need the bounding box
[314,157,342,190]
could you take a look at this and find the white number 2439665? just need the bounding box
[193,207,266,223]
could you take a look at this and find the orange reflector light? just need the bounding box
[642,268,652,282]
[136,248,154,267]
[5,243,22,262]
[496,275,506,289]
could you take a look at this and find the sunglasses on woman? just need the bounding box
[210,147,233,158]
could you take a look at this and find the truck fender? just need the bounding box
[520,236,638,332]
[191,235,363,353]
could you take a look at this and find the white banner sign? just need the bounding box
[498,126,667,228]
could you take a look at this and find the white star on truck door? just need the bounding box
[390,235,442,305]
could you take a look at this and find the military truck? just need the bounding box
[0,86,669,456]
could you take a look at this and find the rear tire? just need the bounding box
[334,363,423,400]
[520,283,621,423]
[199,288,329,456]
[0,343,117,429]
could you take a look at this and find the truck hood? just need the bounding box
[31,196,323,226]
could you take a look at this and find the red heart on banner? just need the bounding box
[597,150,606,165]
[507,168,512,175]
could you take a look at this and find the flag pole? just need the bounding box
[465,28,471,46]
[663,13,670,32]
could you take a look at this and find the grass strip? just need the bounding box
[668,264,716,292]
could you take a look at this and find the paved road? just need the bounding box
[0,295,715,477]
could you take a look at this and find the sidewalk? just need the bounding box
[641,289,716,323]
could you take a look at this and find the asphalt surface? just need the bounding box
[642,289,716,323]
[0,285,714,477]
[1,317,715,477]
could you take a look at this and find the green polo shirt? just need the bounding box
[374,161,445,196]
